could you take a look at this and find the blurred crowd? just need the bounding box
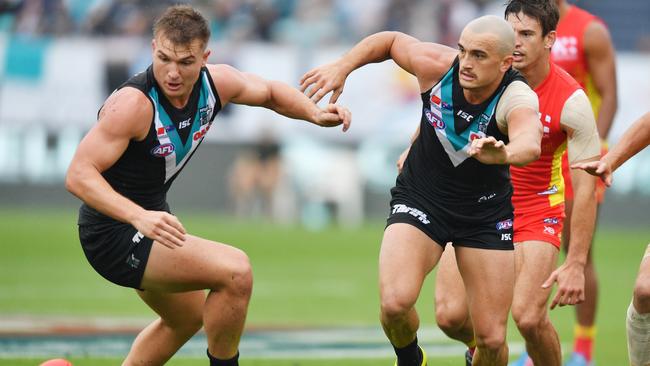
[0,0,530,47]
[1,0,649,49]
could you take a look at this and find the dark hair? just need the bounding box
[504,0,559,36]
[153,5,211,48]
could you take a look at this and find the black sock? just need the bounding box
[207,349,239,366]
[393,337,422,366]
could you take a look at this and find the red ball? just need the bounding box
[39,359,73,366]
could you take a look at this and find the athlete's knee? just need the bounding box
[512,307,548,339]
[435,300,468,334]
[474,326,506,352]
[380,292,416,321]
[220,249,253,298]
[634,276,650,313]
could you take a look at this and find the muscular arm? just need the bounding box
[562,90,600,267]
[211,64,350,130]
[65,88,151,224]
[584,21,617,139]
[337,31,456,84]
[604,112,650,171]
[572,112,650,186]
[300,32,457,103]
[502,107,543,166]
[494,81,542,166]
[65,88,186,248]
[543,91,601,308]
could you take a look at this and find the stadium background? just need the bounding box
[0,0,649,364]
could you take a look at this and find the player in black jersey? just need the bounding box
[65,5,350,366]
[301,16,542,366]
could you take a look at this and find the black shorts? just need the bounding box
[386,199,514,250]
[78,221,153,289]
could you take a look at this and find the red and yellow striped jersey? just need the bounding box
[510,63,583,213]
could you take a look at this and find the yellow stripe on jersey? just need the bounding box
[549,141,568,207]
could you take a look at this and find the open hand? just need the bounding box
[571,159,613,187]
[468,136,508,165]
[542,262,586,310]
[300,61,349,104]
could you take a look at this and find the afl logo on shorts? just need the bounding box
[151,143,175,157]
[496,219,513,231]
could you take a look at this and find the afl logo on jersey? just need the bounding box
[424,108,445,129]
[151,143,175,157]
[496,219,513,231]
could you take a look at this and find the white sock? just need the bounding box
[627,301,650,366]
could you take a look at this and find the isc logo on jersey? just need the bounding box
[151,143,175,157]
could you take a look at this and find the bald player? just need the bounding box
[573,112,650,366]
[430,1,601,366]
[300,16,542,366]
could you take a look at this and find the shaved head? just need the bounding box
[462,15,515,56]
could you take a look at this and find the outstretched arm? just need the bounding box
[65,88,187,248]
[584,21,617,139]
[211,64,350,131]
[469,81,541,166]
[573,112,650,186]
[300,31,457,103]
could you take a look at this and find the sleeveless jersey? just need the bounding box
[79,66,221,224]
[395,58,525,221]
[551,5,603,115]
[510,62,581,213]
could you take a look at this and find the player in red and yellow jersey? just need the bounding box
[431,2,601,365]
[552,1,618,364]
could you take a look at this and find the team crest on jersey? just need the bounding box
[199,106,212,126]
[151,143,175,157]
[424,108,445,129]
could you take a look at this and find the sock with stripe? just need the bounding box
[573,325,596,361]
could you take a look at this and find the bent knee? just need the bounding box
[511,303,547,335]
[226,250,253,296]
[381,293,416,320]
[474,328,506,351]
[513,312,548,337]
[634,277,650,310]
[435,303,469,333]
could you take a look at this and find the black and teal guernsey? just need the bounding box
[393,58,527,222]
[79,65,221,225]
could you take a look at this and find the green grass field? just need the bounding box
[1,208,648,365]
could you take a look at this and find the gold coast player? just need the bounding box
[431,2,600,366]
[65,5,350,366]
[574,112,650,366]
[552,1,618,363]
[301,15,542,366]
